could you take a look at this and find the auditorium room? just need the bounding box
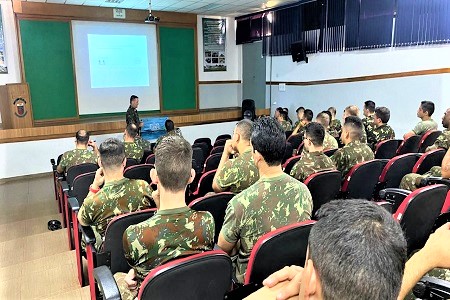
[0,0,450,299]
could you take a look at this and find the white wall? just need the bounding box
[0,121,237,179]
[0,1,22,123]
[266,45,450,137]
[197,15,242,109]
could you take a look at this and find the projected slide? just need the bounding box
[88,34,149,88]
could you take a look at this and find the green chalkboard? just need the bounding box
[19,20,78,121]
[159,27,197,111]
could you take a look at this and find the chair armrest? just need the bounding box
[61,181,69,192]
[68,197,80,212]
[379,188,411,212]
[81,225,96,246]
[413,276,450,299]
[93,266,121,300]
[376,201,393,214]
[51,158,56,166]
[420,177,450,188]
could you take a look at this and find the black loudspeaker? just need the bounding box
[241,99,256,121]
[291,41,308,63]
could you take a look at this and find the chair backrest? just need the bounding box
[138,250,232,300]
[215,134,231,142]
[397,135,421,155]
[283,142,293,164]
[66,163,98,185]
[72,171,96,206]
[285,130,293,139]
[378,153,420,189]
[141,149,153,164]
[192,148,206,174]
[123,164,154,184]
[282,155,301,175]
[195,169,217,197]
[393,184,447,255]
[418,130,442,153]
[324,148,338,157]
[296,141,305,155]
[125,158,139,169]
[193,138,212,153]
[286,134,303,150]
[189,192,234,243]
[213,139,228,147]
[412,148,446,174]
[304,170,341,217]
[192,142,209,161]
[210,145,224,156]
[204,153,222,173]
[145,153,156,165]
[103,209,157,274]
[57,153,63,165]
[244,221,315,285]
[342,159,388,200]
[374,139,402,159]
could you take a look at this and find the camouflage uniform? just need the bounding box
[135,136,152,151]
[290,151,335,182]
[279,120,293,132]
[221,173,312,283]
[329,119,342,139]
[126,105,140,126]
[428,268,450,282]
[331,140,375,178]
[399,166,442,191]
[362,114,375,138]
[154,128,183,151]
[368,124,396,150]
[78,178,154,249]
[116,207,214,300]
[412,119,438,135]
[57,149,97,173]
[426,130,450,151]
[323,132,339,150]
[293,120,301,129]
[215,149,260,194]
[124,141,144,162]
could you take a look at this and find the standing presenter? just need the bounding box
[126,95,143,134]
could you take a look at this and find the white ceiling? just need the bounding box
[22,0,298,17]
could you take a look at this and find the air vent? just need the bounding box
[105,0,124,3]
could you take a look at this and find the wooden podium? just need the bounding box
[0,83,34,129]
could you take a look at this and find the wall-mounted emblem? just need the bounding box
[13,98,27,118]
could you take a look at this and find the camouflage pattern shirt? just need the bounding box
[57,149,97,173]
[215,149,259,193]
[362,114,375,138]
[78,178,154,249]
[426,130,450,151]
[290,151,336,182]
[368,124,396,150]
[124,141,144,162]
[123,206,215,281]
[135,136,152,151]
[331,140,374,178]
[412,119,438,135]
[221,173,312,283]
[153,128,183,151]
[323,132,339,150]
[126,105,140,126]
[329,119,342,138]
[279,120,293,132]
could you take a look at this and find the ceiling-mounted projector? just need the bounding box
[144,13,160,23]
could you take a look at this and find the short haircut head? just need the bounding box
[76,130,90,145]
[305,122,325,146]
[251,117,286,167]
[276,107,283,113]
[165,119,175,131]
[296,106,305,113]
[345,105,360,117]
[126,124,138,138]
[364,100,376,113]
[375,107,391,124]
[310,199,407,300]
[155,135,192,192]
[98,138,125,170]
[316,111,331,127]
[236,119,253,141]
[328,107,337,116]
[130,95,138,104]
[344,116,363,141]
[303,109,314,122]
[279,110,288,121]
[420,101,435,116]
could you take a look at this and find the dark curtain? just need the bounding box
[236,14,263,45]
[344,0,360,50]
[358,0,395,49]
[322,0,345,52]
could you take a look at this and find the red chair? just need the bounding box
[374,139,402,159]
[296,141,304,155]
[286,134,303,151]
[125,158,139,169]
[324,148,338,157]
[213,138,228,147]
[282,155,301,175]
[418,130,442,153]
[145,153,155,164]
[203,153,222,173]
[210,145,224,156]
[190,169,217,200]
[194,138,212,153]
[397,135,421,155]
[304,170,341,217]
[282,142,293,164]
[215,134,231,142]
[123,164,154,184]
[412,148,445,175]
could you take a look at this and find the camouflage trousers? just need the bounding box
[114,272,139,300]
[399,166,442,191]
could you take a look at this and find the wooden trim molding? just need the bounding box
[0,108,270,144]
[266,68,450,86]
[199,80,242,85]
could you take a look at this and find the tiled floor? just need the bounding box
[0,174,90,299]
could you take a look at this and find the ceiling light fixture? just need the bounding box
[144,0,160,24]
